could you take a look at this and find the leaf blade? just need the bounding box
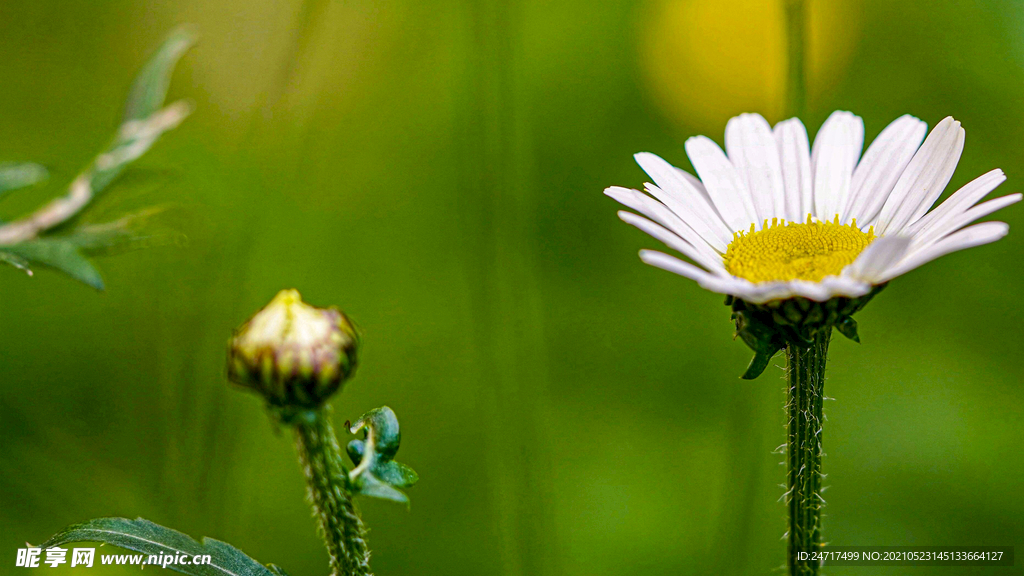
[0,27,193,248]
[4,239,104,289]
[0,249,33,275]
[124,26,197,122]
[0,162,48,196]
[347,406,419,503]
[40,517,274,576]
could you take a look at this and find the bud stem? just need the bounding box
[293,407,371,576]
[785,328,829,575]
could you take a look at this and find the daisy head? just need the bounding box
[607,111,1019,375]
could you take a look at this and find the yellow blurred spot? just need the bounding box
[724,216,875,283]
[639,0,862,130]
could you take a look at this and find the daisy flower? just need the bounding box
[607,111,1018,573]
[606,111,1019,306]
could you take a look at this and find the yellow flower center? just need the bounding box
[724,216,876,283]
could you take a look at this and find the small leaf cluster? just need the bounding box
[36,407,418,575]
[347,406,420,504]
[0,28,194,289]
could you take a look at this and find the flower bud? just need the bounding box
[228,289,359,409]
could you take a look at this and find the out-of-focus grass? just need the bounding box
[1,1,1022,575]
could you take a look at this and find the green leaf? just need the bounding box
[40,517,276,576]
[347,406,419,504]
[49,26,196,225]
[0,26,193,254]
[4,239,104,290]
[64,207,185,257]
[88,24,196,199]
[0,249,33,275]
[0,162,48,196]
[124,27,197,122]
[347,438,419,489]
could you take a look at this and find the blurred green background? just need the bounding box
[1,0,1023,574]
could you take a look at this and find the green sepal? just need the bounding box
[836,316,860,343]
[741,346,780,380]
[346,406,418,504]
[266,564,291,576]
[728,285,886,379]
[732,308,785,380]
[39,517,277,576]
[265,404,318,428]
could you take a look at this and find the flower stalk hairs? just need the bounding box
[39,290,418,576]
[606,111,1017,574]
[228,289,419,576]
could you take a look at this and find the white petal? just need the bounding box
[676,167,708,195]
[905,169,1006,237]
[790,276,871,301]
[816,275,874,299]
[637,250,872,303]
[642,183,730,252]
[878,221,1009,282]
[638,250,749,294]
[618,211,727,274]
[843,235,913,283]
[874,117,965,235]
[843,115,927,225]
[774,118,813,223]
[811,111,864,222]
[910,193,1021,248]
[685,135,758,231]
[676,166,733,224]
[633,152,733,250]
[723,276,869,304]
[725,113,785,223]
[605,187,723,268]
[746,280,830,302]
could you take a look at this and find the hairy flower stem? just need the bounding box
[785,328,830,576]
[293,407,371,576]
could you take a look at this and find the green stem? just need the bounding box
[785,328,829,576]
[784,0,807,118]
[293,407,371,576]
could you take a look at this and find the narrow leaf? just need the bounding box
[65,207,185,256]
[84,25,196,210]
[0,27,193,247]
[0,162,48,196]
[4,240,104,290]
[0,249,33,275]
[40,517,274,576]
[124,27,197,122]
